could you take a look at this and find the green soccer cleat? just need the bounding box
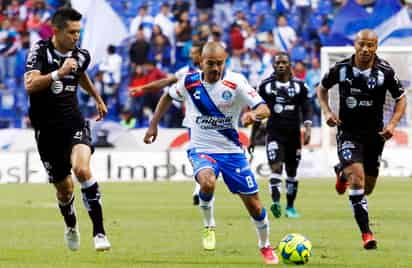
[202,227,216,250]
[270,202,282,218]
[285,207,300,218]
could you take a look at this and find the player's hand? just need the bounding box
[379,123,395,141]
[58,58,78,77]
[241,112,257,127]
[325,111,341,127]
[95,99,108,121]
[144,125,158,144]
[129,86,145,96]
[303,128,311,145]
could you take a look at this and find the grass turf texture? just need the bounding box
[0,177,411,267]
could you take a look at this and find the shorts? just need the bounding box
[336,130,385,177]
[187,149,258,195]
[266,129,301,166]
[35,121,94,183]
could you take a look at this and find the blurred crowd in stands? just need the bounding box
[1,0,411,129]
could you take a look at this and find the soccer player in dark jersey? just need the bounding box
[24,8,111,251]
[317,29,406,250]
[249,52,312,219]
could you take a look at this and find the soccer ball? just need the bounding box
[278,233,312,265]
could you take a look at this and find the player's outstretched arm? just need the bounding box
[24,58,77,94]
[79,72,108,121]
[316,85,341,127]
[144,92,173,144]
[130,75,178,96]
[379,95,407,140]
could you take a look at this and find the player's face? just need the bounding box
[190,47,201,65]
[273,55,291,75]
[355,36,377,65]
[201,50,226,83]
[55,20,81,51]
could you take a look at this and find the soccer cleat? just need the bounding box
[202,227,216,250]
[94,233,111,251]
[285,207,300,218]
[64,227,80,251]
[362,232,377,250]
[334,164,349,195]
[270,202,282,218]
[260,246,279,265]
[193,194,200,206]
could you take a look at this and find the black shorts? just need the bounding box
[336,130,385,177]
[35,121,94,183]
[266,129,301,166]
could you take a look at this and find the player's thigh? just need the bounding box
[363,136,385,178]
[70,122,94,181]
[284,140,301,177]
[219,153,258,195]
[187,149,219,183]
[337,133,364,170]
[35,129,71,183]
[266,136,285,165]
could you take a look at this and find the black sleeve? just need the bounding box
[300,82,313,123]
[385,69,405,101]
[257,81,269,102]
[77,49,91,73]
[25,42,45,73]
[320,64,340,90]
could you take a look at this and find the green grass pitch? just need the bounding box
[0,177,411,267]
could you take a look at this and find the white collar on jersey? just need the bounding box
[352,67,372,78]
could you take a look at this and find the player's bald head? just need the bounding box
[201,42,226,58]
[355,29,378,43]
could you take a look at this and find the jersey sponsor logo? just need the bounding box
[65,85,76,92]
[51,81,64,94]
[284,105,295,111]
[195,115,233,130]
[222,80,237,89]
[247,90,258,98]
[73,130,82,139]
[186,80,202,90]
[274,104,283,113]
[359,100,373,107]
[345,96,357,109]
[221,90,233,101]
[350,88,362,94]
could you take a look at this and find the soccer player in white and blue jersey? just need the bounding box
[144,42,279,264]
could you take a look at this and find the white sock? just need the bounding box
[252,208,270,248]
[199,196,216,228]
[81,178,97,189]
[193,182,201,196]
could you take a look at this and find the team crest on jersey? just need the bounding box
[342,149,352,160]
[288,87,295,97]
[51,81,64,94]
[222,90,233,101]
[367,77,377,89]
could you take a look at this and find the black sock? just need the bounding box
[349,194,371,234]
[269,175,282,203]
[58,194,77,228]
[81,182,106,236]
[286,180,298,208]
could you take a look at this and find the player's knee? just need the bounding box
[57,188,74,203]
[201,179,215,194]
[72,165,91,181]
[347,173,364,189]
[270,163,282,174]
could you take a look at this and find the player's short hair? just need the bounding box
[273,52,291,64]
[51,7,82,29]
